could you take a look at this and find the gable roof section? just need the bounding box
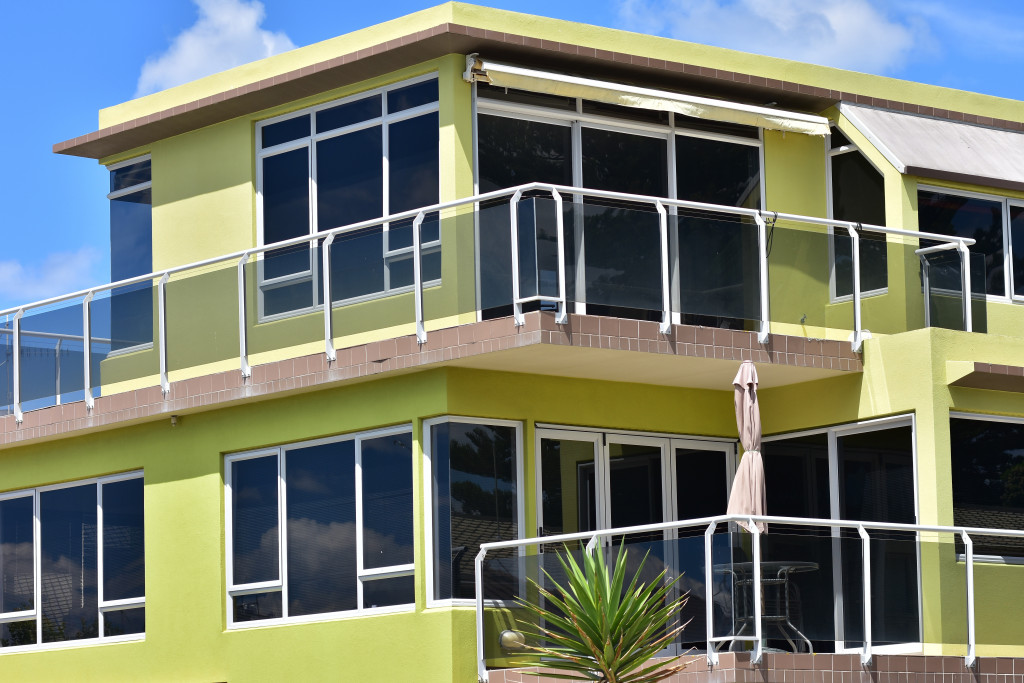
[841,103,1024,192]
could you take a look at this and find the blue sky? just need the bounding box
[1,0,1021,311]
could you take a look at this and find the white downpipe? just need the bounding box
[236,252,252,378]
[957,240,973,333]
[656,201,671,334]
[858,524,872,665]
[413,212,427,344]
[704,521,718,666]
[475,547,488,683]
[509,190,525,327]
[157,273,170,396]
[552,189,568,325]
[12,309,23,424]
[322,234,337,361]
[962,531,976,668]
[82,291,95,411]
[754,214,770,343]
[750,518,763,664]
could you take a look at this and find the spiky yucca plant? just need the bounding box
[514,543,689,682]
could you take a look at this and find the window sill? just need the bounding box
[227,603,415,630]
[0,633,144,655]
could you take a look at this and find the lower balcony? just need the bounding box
[474,514,1024,682]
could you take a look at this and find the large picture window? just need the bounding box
[0,473,145,650]
[475,85,763,326]
[426,417,521,602]
[918,188,1013,298]
[828,130,887,299]
[949,414,1024,559]
[256,75,440,319]
[107,156,153,352]
[225,426,414,627]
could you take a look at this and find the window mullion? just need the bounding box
[278,448,288,618]
[355,437,366,611]
[96,481,105,638]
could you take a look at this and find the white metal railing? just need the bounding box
[0,184,975,424]
[473,513,1023,682]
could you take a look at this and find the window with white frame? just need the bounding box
[828,129,887,299]
[949,414,1024,559]
[475,84,764,327]
[0,473,145,650]
[255,75,441,319]
[917,187,1024,299]
[225,426,414,626]
[426,417,521,602]
[107,156,153,352]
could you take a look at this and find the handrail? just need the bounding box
[474,513,1012,681]
[2,183,978,422]
[0,183,974,320]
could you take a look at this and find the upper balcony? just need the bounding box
[0,182,980,424]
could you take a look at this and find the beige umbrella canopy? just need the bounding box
[727,360,767,533]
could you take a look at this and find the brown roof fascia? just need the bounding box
[54,23,1024,160]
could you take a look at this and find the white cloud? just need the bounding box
[135,0,295,97]
[0,247,104,309]
[617,0,925,75]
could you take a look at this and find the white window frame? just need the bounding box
[917,184,1016,304]
[255,74,442,323]
[0,471,145,654]
[948,411,1024,565]
[533,424,737,540]
[423,416,524,608]
[825,131,890,303]
[105,154,155,357]
[762,414,921,655]
[474,92,765,322]
[224,424,415,629]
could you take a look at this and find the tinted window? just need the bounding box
[261,114,310,148]
[110,159,151,192]
[389,113,439,214]
[231,455,280,585]
[317,95,381,133]
[832,151,886,296]
[676,134,760,208]
[1012,205,1024,298]
[387,79,438,113]
[40,485,98,642]
[918,190,1004,296]
[950,418,1024,557]
[316,126,383,231]
[102,478,145,602]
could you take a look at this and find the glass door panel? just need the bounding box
[579,128,668,319]
[607,440,665,542]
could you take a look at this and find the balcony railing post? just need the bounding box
[847,225,865,352]
[957,240,973,333]
[83,291,94,411]
[920,254,931,329]
[656,201,671,334]
[750,518,763,664]
[754,214,770,343]
[551,189,568,325]
[413,211,427,344]
[158,273,170,396]
[962,531,976,668]
[322,234,337,361]
[12,308,23,423]
[236,252,252,379]
[54,338,62,406]
[704,521,718,666]
[509,190,525,327]
[475,547,488,683]
[858,524,872,665]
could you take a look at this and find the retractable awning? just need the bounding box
[840,103,1024,192]
[464,55,829,136]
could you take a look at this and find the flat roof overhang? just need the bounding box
[54,23,1024,160]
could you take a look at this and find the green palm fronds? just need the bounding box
[513,543,689,683]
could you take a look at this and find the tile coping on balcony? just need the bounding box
[0,312,861,447]
[493,652,1024,683]
[949,362,1024,394]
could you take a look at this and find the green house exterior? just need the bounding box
[2,4,1024,681]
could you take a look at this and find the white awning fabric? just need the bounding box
[464,56,830,137]
[840,103,1024,192]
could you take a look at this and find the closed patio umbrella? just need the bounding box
[727,360,766,533]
